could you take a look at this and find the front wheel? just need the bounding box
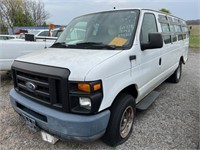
[168,61,182,83]
[102,93,135,147]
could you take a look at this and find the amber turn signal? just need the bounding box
[93,83,101,91]
[78,83,91,92]
[78,83,101,93]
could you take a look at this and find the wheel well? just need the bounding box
[111,84,138,107]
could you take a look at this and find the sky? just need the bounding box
[42,0,200,25]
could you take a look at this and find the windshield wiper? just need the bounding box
[76,42,116,50]
[51,42,77,48]
[51,42,67,48]
[51,42,117,49]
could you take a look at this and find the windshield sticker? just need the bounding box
[109,37,128,46]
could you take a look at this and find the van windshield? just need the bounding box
[52,10,139,50]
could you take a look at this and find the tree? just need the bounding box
[0,0,23,32]
[186,20,200,25]
[0,0,49,32]
[24,0,49,26]
[14,10,34,26]
[160,8,171,14]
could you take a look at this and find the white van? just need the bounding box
[9,8,189,146]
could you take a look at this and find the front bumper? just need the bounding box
[10,88,110,141]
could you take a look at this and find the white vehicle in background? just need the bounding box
[29,28,64,38]
[52,28,65,37]
[0,28,65,71]
[0,35,17,40]
[0,34,55,71]
[28,29,50,37]
[17,28,64,39]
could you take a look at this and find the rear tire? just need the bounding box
[168,61,182,83]
[102,93,135,147]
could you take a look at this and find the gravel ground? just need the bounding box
[0,48,199,149]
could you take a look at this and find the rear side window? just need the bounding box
[161,23,171,44]
[159,15,187,43]
[140,13,158,44]
[170,24,177,42]
[175,25,182,32]
[181,26,188,39]
[175,25,183,40]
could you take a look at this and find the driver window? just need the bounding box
[140,13,158,44]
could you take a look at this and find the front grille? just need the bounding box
[12,61,70,112]
[16,70,52,103]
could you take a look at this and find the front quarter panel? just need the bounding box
[84,49,139,111]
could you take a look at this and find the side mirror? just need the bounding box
[141,33,163,50]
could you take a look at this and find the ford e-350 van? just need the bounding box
[10,8,189,146]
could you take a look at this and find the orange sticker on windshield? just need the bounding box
[109,37,128,46]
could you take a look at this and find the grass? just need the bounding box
[189,25,200,48]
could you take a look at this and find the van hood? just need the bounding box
[16,48,121,81]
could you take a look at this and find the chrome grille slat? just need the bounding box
[17,75,49,87]
[19,91,51,104]
[18,83,50,98]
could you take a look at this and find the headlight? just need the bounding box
[69,80,103,114]
[79,97,91,110]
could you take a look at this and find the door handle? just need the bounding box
[129,55,136,61]
[159,58,162,65]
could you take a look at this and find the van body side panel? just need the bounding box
[133,11,162,102]
[183,35,189,63]
[156,13,189,78]
[155,13,180,77]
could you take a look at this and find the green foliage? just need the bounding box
[0,0,49,31]
[0,26,8,34]
[160,8,171,14]
[189,26,200,48]
[14,10,34,26]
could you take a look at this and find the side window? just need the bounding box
[175,25,183,41]
[161,23,171,44]
[170,24,177,42]
[184,26,189,38]
[9,37,15,39]
[38,31,49,36]
[140,13,158,44]
[181,26,187,39]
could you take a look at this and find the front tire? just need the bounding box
[102,93,135,147]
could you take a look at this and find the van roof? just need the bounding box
[141,8,186,22]
[81,8,186,22]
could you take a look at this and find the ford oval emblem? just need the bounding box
[25,82,37,92]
